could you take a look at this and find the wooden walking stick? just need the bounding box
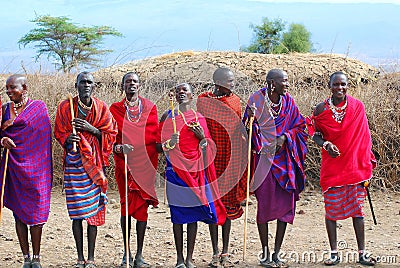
[164,90,177,204]
[124,153,129,268]
[169,89,177,134]
[243,114,254,260]
[68,94,77,152]
[0,149,10,224]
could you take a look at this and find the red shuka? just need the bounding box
[311,95,376,193]
[110,97,159,210]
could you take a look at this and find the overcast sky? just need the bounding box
[1,0,399,73]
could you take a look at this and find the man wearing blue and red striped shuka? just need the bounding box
[197,67,248,267]
[0,74,53,268]
[243,69,307,268]
[54,72,117,268]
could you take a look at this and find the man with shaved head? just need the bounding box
[243,69,307,267]
[0,74,53,268]
[54,71,117,268]
[197,67,248,267]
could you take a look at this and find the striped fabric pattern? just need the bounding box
[324,184,366,221]
[64,148,107,225]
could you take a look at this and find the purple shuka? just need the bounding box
[243,89,308,224]
[0,99,53,226]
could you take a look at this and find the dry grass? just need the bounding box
[2,62,399,192]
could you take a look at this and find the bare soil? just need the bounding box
[1,186,399,268]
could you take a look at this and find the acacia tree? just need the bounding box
[241,17,312,54]
[18,15,123,73]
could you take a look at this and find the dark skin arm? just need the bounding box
[312,102,340,158]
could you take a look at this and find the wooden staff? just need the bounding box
[243,114,254,260]
[164,90,177,204]
[0,149,10,224]
[68,94,77,152]
[124,153,129,268]
[169,89,177,133]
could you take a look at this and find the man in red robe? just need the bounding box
[197,67,247,267]
[54,71,117,268]
[110,72,159,268]
[310,71,377,266]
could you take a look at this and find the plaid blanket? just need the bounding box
[197,92,248,219]
[0,99,53,225]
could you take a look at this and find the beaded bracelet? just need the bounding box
[322,140,332,151]
[162,139,175,151]
[199,139,207,149]
[312,131,323,139]
[114,144,123,154]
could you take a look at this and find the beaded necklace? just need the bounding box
[264,91,282,119]
[78,105,87,117]
[209,91,232,99]
[177,108,200,128]
[124,98,143,123]
[328,97,347,123]
[78,97,92,110]
[12,97,28,117]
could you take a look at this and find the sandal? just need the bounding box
[75,260,85,268]
[85,260,97,268]
[208,254,220,268]
[185,261,197,268]
[273,259,288,268]
[324,255,340,266]
[357,254,376,266]
[134,257,150,268]
[121,254,134,268]
[31,261,43,268]
[259,259,279,268]
[22,259,31,268]
[220,253,236,267]
[175,263,186,268]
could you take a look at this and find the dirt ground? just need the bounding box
[1,186,399,268]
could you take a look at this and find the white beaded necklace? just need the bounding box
[12,97,28,117]
[124,98,143,123]
[209,91,232,99]
[328,97,347,123]
[264,91,282,119]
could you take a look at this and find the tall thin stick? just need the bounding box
[164,90,176,204]
[124,153,129,268]
[0,149,10,224]
[68,94,77,152]
[243,115,254,260]
[169,90,177,133]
